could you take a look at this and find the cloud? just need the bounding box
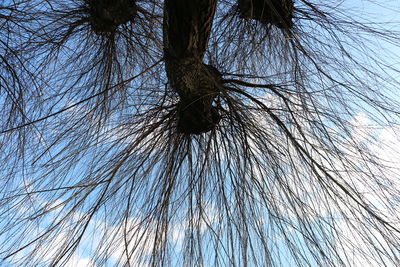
[65,257,97,267]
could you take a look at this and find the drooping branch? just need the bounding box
[163,0,223,134]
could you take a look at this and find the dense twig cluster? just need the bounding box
[1,0,400,266]
[238,0,294,28]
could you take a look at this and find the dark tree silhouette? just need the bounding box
[1,0,400,266]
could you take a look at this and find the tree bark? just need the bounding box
[163,0,221,134]
[88,0,137,34]
[237,0,294,28]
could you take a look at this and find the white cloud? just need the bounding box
[65,256,98,267]
[249,111,400,264]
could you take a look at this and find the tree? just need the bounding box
[1,0,400,266]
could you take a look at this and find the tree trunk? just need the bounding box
[163,0,221,134]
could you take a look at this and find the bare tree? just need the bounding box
[1,0,400,266]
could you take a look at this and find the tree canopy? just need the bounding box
[1,0,400,266]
